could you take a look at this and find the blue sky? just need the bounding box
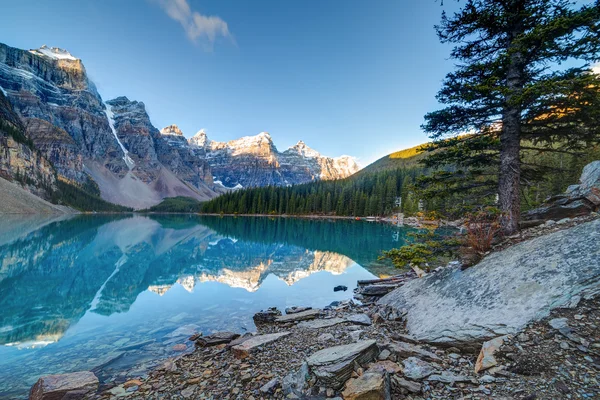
[0,0,462,166]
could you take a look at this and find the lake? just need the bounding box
[0,214,416,398]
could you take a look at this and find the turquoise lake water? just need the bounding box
[0,215,416,399]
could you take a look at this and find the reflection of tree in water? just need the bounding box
[193,216,417,270]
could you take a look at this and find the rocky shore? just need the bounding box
[46,293,595,400]
[28,215,600,400]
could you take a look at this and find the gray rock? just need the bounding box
[30,371,99,400]
[392,376,422,393]
[195,331,240,347]
[349,330,364,342]
[549,318,569,330]
[317,333,335,342]
[297,318,346,329]
[402,357,436,380]
[345,313,372,326]
[383,341,441,363]
[379,220,600,344]
[306,340,379,389]
[427,371,471,384]
[231,332,291,359]
[253,307,282,324]
[378,349,391,360]
[260,378,280,394]
[285,306,312,314]
[282,362,309,396]
[275,308,323,323]
[574,161,600,205]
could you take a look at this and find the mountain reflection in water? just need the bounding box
[0,215,414,398]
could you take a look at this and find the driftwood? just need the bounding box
[358,284,401,296]
[356,272,416,297]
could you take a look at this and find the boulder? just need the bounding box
[195,331,240,347]
[275,308,323,323]
[341,371,390,400]
[30,371,99,400]
[475,336,507,373]
[231,332,291,359]
[306,340,379,389]
[253,307,282,324]
[402,357,436,380]
[524,161,600,221]
[334,285,348,292]
[575,160,600,205]
[346,313,372,326]
[378,220,600,344]
[524,199,593,221]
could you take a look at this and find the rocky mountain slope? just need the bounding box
[189,130,359,188]
[0,42,358,210]
[0,43,220,209]
[0,90,56,200]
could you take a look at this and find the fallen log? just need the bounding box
[358,284,402,296]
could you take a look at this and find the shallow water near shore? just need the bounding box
[0,214,416,398]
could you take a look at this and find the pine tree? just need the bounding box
[423,0,600,233]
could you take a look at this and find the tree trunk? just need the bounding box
[499,21,525,235]
[499,103,521,235]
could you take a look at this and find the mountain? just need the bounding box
[358,143,427,175]
[0,43,220,209]
[189,130,359,188]
[0,42,359,210]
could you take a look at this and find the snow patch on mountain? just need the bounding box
[104,102,135,169]
[214,180,243,190]
[29,45,78,61]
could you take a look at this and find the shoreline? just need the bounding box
[77,271,600,400]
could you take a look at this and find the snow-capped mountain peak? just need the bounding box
[160,124,184,136]
[29,45,78,61]
[287,140,321,158]
[189,129,210,148]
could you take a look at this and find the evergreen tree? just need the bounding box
[422,0,600,233]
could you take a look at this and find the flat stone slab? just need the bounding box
[379,220,600,344]
[231,332,291,358]
[275,308,323,323]
[383,341,441,363]
[402,357,436,380]
[30,371,99,400]
[345,313,372,326]
[307,340,378,389]
[427,371,471,384]
[195,331,240,347]
[297,318,346,329]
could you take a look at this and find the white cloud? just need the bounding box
[156,0,234,50]
[593,62,600,75]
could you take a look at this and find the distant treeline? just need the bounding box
[201,168,425,217]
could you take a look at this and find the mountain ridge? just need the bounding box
[0,42,359,211]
